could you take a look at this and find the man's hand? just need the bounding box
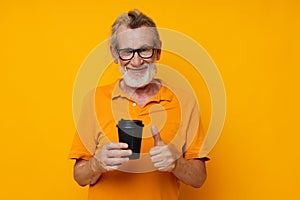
[149,126,180,172]
[93,142,132,173]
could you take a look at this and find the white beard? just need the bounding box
[120,63,157,88]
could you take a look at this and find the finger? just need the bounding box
[149,145,170,156]
[106,165,120,171]
[151,125,165,146]
[158,166,173,172]
[105,142,128,150]
[153,160,166,169]
[107,149,132,157]
[105,157,130,166]
[152,160,174,171]
[150,154,164,163]
[152,159,173,170]
[149,146,163,156]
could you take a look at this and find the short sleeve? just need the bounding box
[183,100,208,160]
[69,89,101,160]
[69,132,93,160]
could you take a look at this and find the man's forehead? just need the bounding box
[117,24,154,32]
[116,25,155,48]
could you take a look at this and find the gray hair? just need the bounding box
[110,9,160,51]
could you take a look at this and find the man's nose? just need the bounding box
[130,52,144,67]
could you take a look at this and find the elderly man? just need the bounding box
[69,9,207,200]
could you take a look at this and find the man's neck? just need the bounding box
[119,79,161,107]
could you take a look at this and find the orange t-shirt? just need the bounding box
[69,80,206,200]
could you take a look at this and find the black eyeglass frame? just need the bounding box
[117,46,156,61]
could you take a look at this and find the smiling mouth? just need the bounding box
[127,66,148,72]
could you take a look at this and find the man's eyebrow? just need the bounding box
[119,45,153,50]
[118,47,133,51]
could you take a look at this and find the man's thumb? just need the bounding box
[151,125,165,146]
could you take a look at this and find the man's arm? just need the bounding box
[73,142,132,186]
[172,157,206,188]
[150,126,207,188]
[150,148,207,188]
[74,158,103,186]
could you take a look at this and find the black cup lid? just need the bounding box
[117,119,144,128]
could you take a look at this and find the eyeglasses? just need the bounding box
[117,46,155,61]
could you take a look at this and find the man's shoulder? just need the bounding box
[161,81,196,102]
[81,81,119,104]
[95,80,119,96]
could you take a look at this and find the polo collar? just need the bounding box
[112,79,173,102]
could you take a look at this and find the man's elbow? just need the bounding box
[75,179,89,187]
[74,173,89,187]
[192,173,207,188]
[77,181,88,187]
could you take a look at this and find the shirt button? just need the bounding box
[132,102,137,107]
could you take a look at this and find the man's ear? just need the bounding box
[156,40,162,61]
[110,45,119,64]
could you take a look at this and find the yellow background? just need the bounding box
[1,0,299,199]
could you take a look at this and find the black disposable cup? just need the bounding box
[117,119,144,160]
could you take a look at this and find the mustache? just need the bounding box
[119,63,157,88]
[124,64,149,71]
